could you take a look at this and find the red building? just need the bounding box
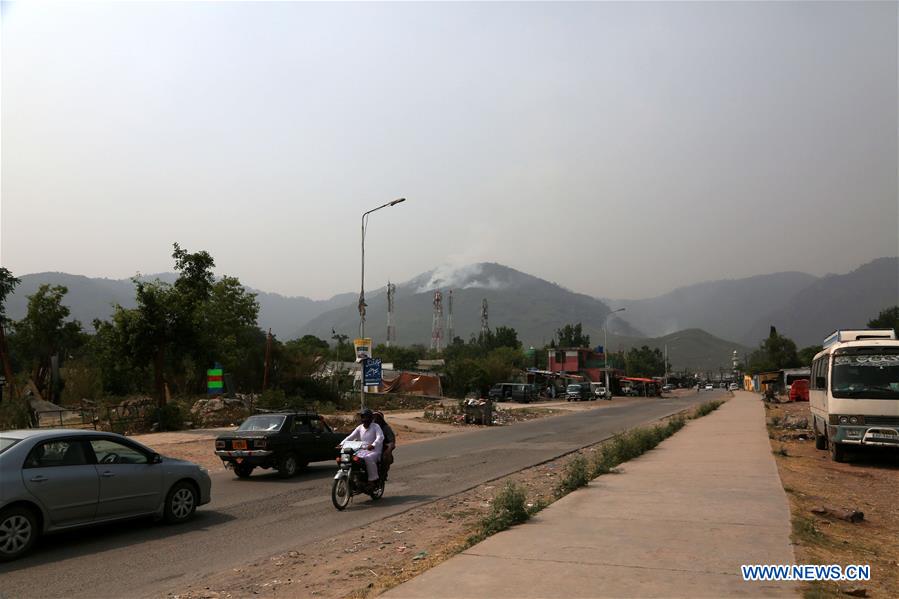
[548,348,622,383]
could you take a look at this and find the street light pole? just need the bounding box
[358,198,406,408]
[603,308,626,398]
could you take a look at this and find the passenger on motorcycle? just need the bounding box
[373,411,395,468]
[340,408,384,482]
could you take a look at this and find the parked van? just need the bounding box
[809,329,899,462]
[488,383,517,400]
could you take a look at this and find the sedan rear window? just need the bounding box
[237,415,285,432]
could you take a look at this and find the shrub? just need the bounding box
[555,455,590,497]
[155,403,185,431]
[0,399,31,429]
[694,400,723,418]
[472,482,530,542]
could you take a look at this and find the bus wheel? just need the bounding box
[830,441,847,463]
[814,431,827,450]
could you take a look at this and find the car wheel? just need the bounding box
[233,463,254,479]
[277,453,300,478]
[164,481,198,523]
[0,506,39,562]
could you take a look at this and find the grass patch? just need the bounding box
[793,515,826,546]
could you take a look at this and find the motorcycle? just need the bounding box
[331,441,387,510]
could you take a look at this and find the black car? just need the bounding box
[215,411,345,478]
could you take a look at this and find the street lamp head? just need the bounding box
[389,198,406,206]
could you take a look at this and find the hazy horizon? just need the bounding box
[3,1,897,300]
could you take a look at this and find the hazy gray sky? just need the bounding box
[2,1,897,300]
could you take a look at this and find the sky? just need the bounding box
[1,1,897,301]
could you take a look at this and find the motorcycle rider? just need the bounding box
[339,408,384,484]
[373,411,396,470]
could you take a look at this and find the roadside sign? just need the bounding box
[354,338,372,361]
[363,358,382,386]
[207,368,223,395]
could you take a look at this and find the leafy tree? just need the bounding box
[493,326,521,350]
[745,327,800,374]
[0,267,21,401]
[556,323,590,348]
[445,358,488,396]
[373,344,420,370]
[13,284,86,400]
[624,345,667,378]
[797,345,823,366]
[200,277,262,391]
[868,306,899,338]
[286,334,330,357]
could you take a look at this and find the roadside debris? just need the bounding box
[811,506,865,523]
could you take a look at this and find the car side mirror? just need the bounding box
[149,453,162,464]
[815,377,826,390]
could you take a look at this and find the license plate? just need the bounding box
[232,440,247,450]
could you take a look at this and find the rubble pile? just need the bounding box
[190,396,252,427]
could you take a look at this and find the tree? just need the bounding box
[624,345,666,378]
[797,345,823,366]
[868,306,899,338]
[746,326,800,374]
[14,284,86,400]
[373,344,420,370]
[493,326,521,350]
[556,323,590,348]
[286,335,330,357]
[0,267,21,401]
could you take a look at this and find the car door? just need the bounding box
[22,438,99,527]
[290,417,317,462]
[308,417,335,461]
[89,437,163,519]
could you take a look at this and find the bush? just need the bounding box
[555,454,591,497]
[155,403,185,431]
[256,389,288,410]
[474,482,530,541]
[0,399,31,429]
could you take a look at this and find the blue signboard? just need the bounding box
[363,358,382,386]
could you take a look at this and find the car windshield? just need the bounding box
[832,354,899,399]
[0,437,21,454]
[567,385,580,392]
[237,415,286,431]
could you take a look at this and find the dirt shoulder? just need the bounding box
[766,400,899,598]
[169,405,698,599]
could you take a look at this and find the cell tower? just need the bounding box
[386,282,397,347]
[481,298,489,335]
[430,290,444,352]
[446,290,454,343]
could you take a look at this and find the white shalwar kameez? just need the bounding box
[341,422,384,481]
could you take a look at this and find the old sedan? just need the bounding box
[0,429,212,561]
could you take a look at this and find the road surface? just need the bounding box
[0,391,720,598]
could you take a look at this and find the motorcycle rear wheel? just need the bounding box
[332,477,351,510]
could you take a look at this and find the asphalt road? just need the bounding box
[0,391,721,599]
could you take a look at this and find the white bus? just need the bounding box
[810,329,899,462]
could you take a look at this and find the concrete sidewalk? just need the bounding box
[385,392,796,598]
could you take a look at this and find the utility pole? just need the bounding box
[446,290,454,343]
[386,282,396,347]
[603,308,626,397]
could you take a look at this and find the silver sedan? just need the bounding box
[0,428,212,561]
